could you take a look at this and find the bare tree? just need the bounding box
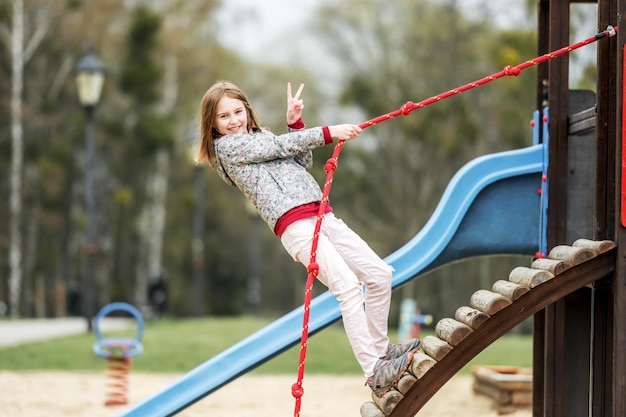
[5,0,49,316]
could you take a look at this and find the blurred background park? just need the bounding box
[0,0,599,331]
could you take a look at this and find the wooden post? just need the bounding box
[609,3,626,417]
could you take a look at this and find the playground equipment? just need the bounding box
[116,1,626,416]
[471,365,533,412]
[364,239,616,416]
[531,2,625,416]
[93,302,144,406]
[398,299,433,341]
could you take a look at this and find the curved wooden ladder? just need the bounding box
[361,239,617,417]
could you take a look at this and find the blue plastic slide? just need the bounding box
[116,143,545,417]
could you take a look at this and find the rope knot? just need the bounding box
[324,158,338,173]
[607,25,616,37]
[401,101,415,115]
[307,262,319,277]
[291,383,304,398]
[504,65,521,76]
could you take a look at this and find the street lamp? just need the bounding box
[75,46,105,332]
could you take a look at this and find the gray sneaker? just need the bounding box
[382,338,421,360]
[366,351,414,398]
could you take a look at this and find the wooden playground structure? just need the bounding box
[535,1,624,416]
[362,1,626,416]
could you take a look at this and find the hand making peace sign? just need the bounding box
[286,82,305,126]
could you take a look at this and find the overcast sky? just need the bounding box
[215,0,531,62]
[215,0,319,62]
[215,1,597,94]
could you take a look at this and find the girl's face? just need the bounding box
[214,95,248,135]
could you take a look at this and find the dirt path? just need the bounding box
[0,372,531,417]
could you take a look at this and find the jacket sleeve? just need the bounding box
[293,150,313,170]
[218,129,325,164]
[287,119,313,169]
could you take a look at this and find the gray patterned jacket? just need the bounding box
[209,127,329,232]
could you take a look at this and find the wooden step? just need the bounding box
[455,306,490,329]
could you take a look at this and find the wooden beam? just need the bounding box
[532,2,550,415]
[543,1,572,416]
[611,2,626,417]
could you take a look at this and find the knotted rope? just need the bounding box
[292,25,616,417]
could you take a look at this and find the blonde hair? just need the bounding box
[196,81,262,163]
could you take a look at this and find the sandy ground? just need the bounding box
[0,372,532,417]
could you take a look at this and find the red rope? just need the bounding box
[291,25,616,417]
[359,26,617,129]
[291,140,345,414]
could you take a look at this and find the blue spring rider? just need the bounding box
[93,302,145,406]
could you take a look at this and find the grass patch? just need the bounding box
[460,333,533,372]
[0,317,532,375]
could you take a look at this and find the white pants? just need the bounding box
[280,212,393,377]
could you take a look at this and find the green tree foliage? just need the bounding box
[115,6,172,157]
[316,0,537,242]
[314,0,536,325]
[120,7,162,104]
[0,0,239,317]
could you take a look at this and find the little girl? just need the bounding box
[196,80,420,397]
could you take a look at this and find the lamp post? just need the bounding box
[74,47,105,332]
